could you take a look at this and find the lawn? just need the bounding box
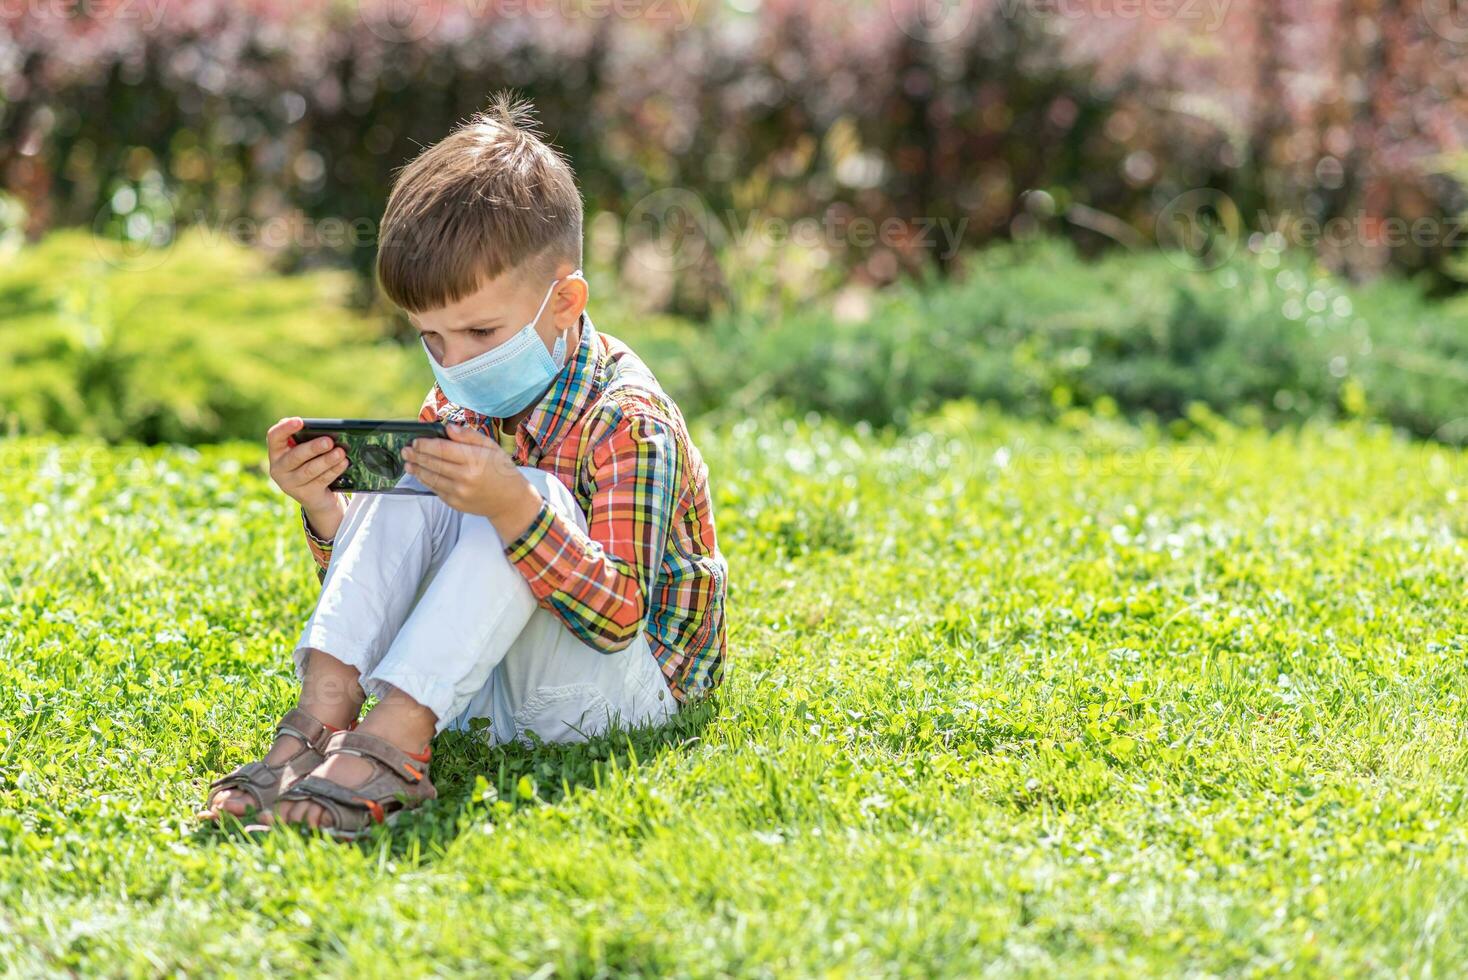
[1,406,1466,975]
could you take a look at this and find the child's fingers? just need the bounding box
[409,436,474,465]
[299,447,347,485]
[445,422,494,446]
[280,436,337,473]
[404,452,457,484]
[266,417,303,456]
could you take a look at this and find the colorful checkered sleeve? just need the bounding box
[301,504,340,583]
[503,407,682,653]
[302,504,335,564]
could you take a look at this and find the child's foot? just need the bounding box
[199,707,352,821]
[270,751,375,829]
[272,720,435,835]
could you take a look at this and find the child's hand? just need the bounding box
[267,416,349,515]
[402,423,544,541]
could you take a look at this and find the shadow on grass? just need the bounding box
[198,693,721,855]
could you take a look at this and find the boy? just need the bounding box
[199,94,728,836]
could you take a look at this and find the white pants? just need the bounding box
[293,468,677,745]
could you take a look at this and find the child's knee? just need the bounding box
[451,512,507,555]
[517,466,587,531]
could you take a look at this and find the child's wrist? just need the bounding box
[302,496,344,543]
[486,478,545,544]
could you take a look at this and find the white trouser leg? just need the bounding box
[444,599,676,747]
[440,467,677,745]
[294,474,465,687]
[295,467,676,741]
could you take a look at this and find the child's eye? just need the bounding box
[469,328,495,338]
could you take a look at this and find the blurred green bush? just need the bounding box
[687,239,1468,441]
[0,231,426,444]
[2,233,1463,446]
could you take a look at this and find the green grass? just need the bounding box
[1,404,1466,975]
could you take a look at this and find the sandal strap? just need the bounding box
[278,772,428,829]
[206,760,273,804]
[277,775,358,826]
[321,730,432,785]
[205,708,343,812]
[276,706,345,752]
[280,774,376,810]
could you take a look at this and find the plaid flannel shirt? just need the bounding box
[301,313,728,706]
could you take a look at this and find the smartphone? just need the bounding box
[293,418,448,495]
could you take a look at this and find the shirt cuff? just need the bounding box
[503,498,555,564]
[301,504,335,569]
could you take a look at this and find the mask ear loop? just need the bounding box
[552,270,587,369]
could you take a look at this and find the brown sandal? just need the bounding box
[274,729,437,840]
[200,707,352,821]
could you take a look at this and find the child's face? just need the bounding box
[410,262,586,369]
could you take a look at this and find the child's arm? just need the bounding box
[398,395,682,648]
[502,404,683,652]
[266,415,350,582]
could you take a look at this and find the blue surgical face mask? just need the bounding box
[421,271,584,419]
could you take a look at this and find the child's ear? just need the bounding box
[555,275,589,326]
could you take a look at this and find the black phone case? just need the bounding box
[295,419,449,495]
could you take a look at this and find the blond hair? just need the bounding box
[376,91,583,312]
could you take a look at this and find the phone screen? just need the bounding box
[295,420,447,495]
